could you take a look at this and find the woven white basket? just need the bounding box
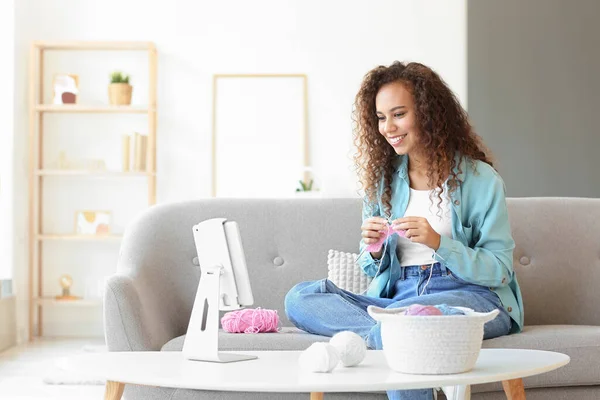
[367,305,499,374]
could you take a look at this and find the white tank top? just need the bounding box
[397,188,453,266]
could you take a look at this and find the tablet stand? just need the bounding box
[182,264,257,363]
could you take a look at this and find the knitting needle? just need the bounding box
[356,220,394,261]
[356,247,367,260]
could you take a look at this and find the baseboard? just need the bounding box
[0,295,17,351]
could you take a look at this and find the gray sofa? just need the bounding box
[104,197,600,400]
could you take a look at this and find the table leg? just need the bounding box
[104,381,125,400]
[442,385,471,400]
[310,393,324,400]
[502,378,526,400]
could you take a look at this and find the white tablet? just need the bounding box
[192,218,254,310]
[223,220,254,307]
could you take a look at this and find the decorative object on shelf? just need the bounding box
[52,73,79,104]
[120,132,147,171]
[294,179,321,198]
[108,71,132,105]
[85,159,107,171]
[57,151,70,169]
[56,151,106,171]
[121,134,130,172]
[133,132,147,171]
[296,179,314,192]
[75,210,112,235]
[295,166,320,197]
[55,274,81,301]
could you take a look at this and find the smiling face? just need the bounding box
[375,81,422,157]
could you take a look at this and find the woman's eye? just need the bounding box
[394,112,406,118]
[377,116,385,121]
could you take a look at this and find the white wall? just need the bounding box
[13,0,467,340]
[0,0,17,353]
[1,0,15,281]
[468,0,600,197]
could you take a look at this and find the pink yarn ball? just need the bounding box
[404,304,443,316]
[221,308,280,333]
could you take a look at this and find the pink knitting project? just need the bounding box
[221,308,280,333]
[365,224,406,252]
[404,304,443,316]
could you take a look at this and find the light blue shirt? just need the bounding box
[358,154,524,333]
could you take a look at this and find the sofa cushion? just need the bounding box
[475,325,600,393]
[163,325,600,391]
[161,327,329,352]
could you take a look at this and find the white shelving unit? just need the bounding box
[28,41,157,340]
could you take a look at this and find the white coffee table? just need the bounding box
[62,349,569,400]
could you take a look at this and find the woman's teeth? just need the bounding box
[390,135,407,145]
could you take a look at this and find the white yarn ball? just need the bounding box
[329,331,367,367]
[298,342,339,373]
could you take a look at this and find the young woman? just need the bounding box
[285,61,523,400]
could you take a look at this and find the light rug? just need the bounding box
[43,344,107,385]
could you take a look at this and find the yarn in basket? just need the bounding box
[404,304,466,316]
[221,308,280,333]
[404,304,443,316]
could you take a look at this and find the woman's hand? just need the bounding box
[361,217,388,259]
[392,217,441,250]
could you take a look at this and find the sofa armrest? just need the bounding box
[104,274,176,351]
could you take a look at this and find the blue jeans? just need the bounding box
[284,263,512,400]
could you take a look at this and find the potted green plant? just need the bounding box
[296,179,314,192]
[295,178,321,198]
[108,71,132,105]
[294,167,322,197]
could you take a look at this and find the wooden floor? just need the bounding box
[0,338,106,399]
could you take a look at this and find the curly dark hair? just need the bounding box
[353,61,494,218]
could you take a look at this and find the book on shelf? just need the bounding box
[121,132,147,172]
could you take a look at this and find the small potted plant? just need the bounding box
[295,167,322,198]
[295,178,321,198]
[108,71,132,105]
[296,179,314,193]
